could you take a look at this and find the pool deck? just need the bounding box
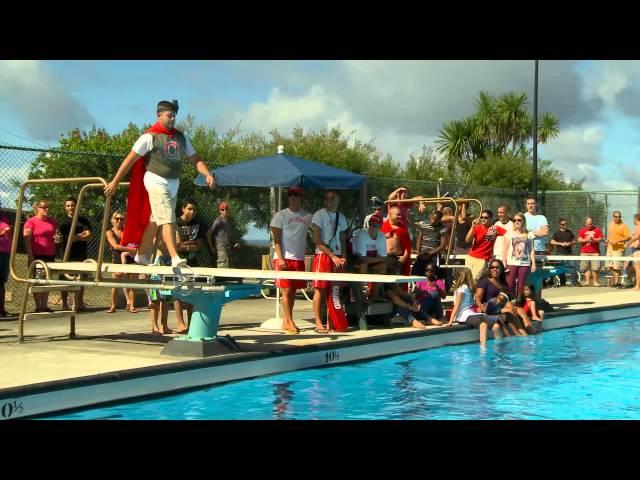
[1,285,639,418]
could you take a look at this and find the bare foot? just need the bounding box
[161,327,174,334]
[632,287,640,291]
[411,319,428,329]
[151,330,163,336]
[430,318,443,326]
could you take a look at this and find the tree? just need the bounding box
[467,151,583,191]
[403,145,451,181]
[435,91,560,180]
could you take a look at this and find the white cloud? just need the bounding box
[542,125,606,187]
[0,60,94,142]
[220,60,605,165]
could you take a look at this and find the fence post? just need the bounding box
[360,177,368,220]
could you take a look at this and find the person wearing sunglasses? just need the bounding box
[551,218,577,286]
[270,186,312,334]
[502,212,536,299]
[207,201,241,269]
[475,260,529,336]
[464,209,507,280]
[605,211,631,288]
[105,211,138,313]
[23,199,60,313]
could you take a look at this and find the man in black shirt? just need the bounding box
[550,217,577,286]
[58,196,92,310]
[174,198,207,333]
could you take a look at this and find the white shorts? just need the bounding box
[143,171,179,226]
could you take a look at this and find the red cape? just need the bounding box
[120,122,177,247]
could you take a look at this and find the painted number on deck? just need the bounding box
[1,400,24,419]
[324,351,340,364]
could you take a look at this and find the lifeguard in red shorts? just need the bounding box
[270,186,312,334]
[311,190,348,333]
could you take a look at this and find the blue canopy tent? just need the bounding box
[197,147,366,190]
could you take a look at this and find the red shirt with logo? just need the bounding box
[468,224,507,260]
[578,226,603,254]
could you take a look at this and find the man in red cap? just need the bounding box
[350,212,387,300]
[270,186,312,334]
[104,99,215,268]
[207,201,240,268]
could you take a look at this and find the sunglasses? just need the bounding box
[560,223,567,226]
[614,216,621,218]
[489,265,501,270]
[480,216,490,220]
[114,217,124,221]
[514,218,523,222]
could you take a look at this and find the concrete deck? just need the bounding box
[0,285,638,393]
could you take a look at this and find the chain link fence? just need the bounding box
[541,190,640,254]
[1,143,639,311]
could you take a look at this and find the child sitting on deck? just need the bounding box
[148,241,174,335]
[515,284,545,332]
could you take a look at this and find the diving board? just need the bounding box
[39,262,427,284]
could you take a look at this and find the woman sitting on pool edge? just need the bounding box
[446,269,503,345]
[475,259,530,336]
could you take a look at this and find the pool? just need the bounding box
[47,317,640,420]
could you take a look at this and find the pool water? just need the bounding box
[49,318,640,420]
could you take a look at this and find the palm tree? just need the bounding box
[538,112,560,143]
[436,91,561,176]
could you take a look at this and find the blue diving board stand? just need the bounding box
[162,283,261,358]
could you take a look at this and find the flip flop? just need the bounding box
[283,329,300,335]
[106,307,116,313]
[314,327,329,334]
[175,329,189,335]
[129,307,138,313]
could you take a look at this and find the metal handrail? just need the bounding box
[9,177,128,285]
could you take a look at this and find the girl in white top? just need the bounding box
[447,269,503,345]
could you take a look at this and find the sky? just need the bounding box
[1,59,640,196]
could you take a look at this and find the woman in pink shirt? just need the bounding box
[23,199,60,313]
[0,199,13,317]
